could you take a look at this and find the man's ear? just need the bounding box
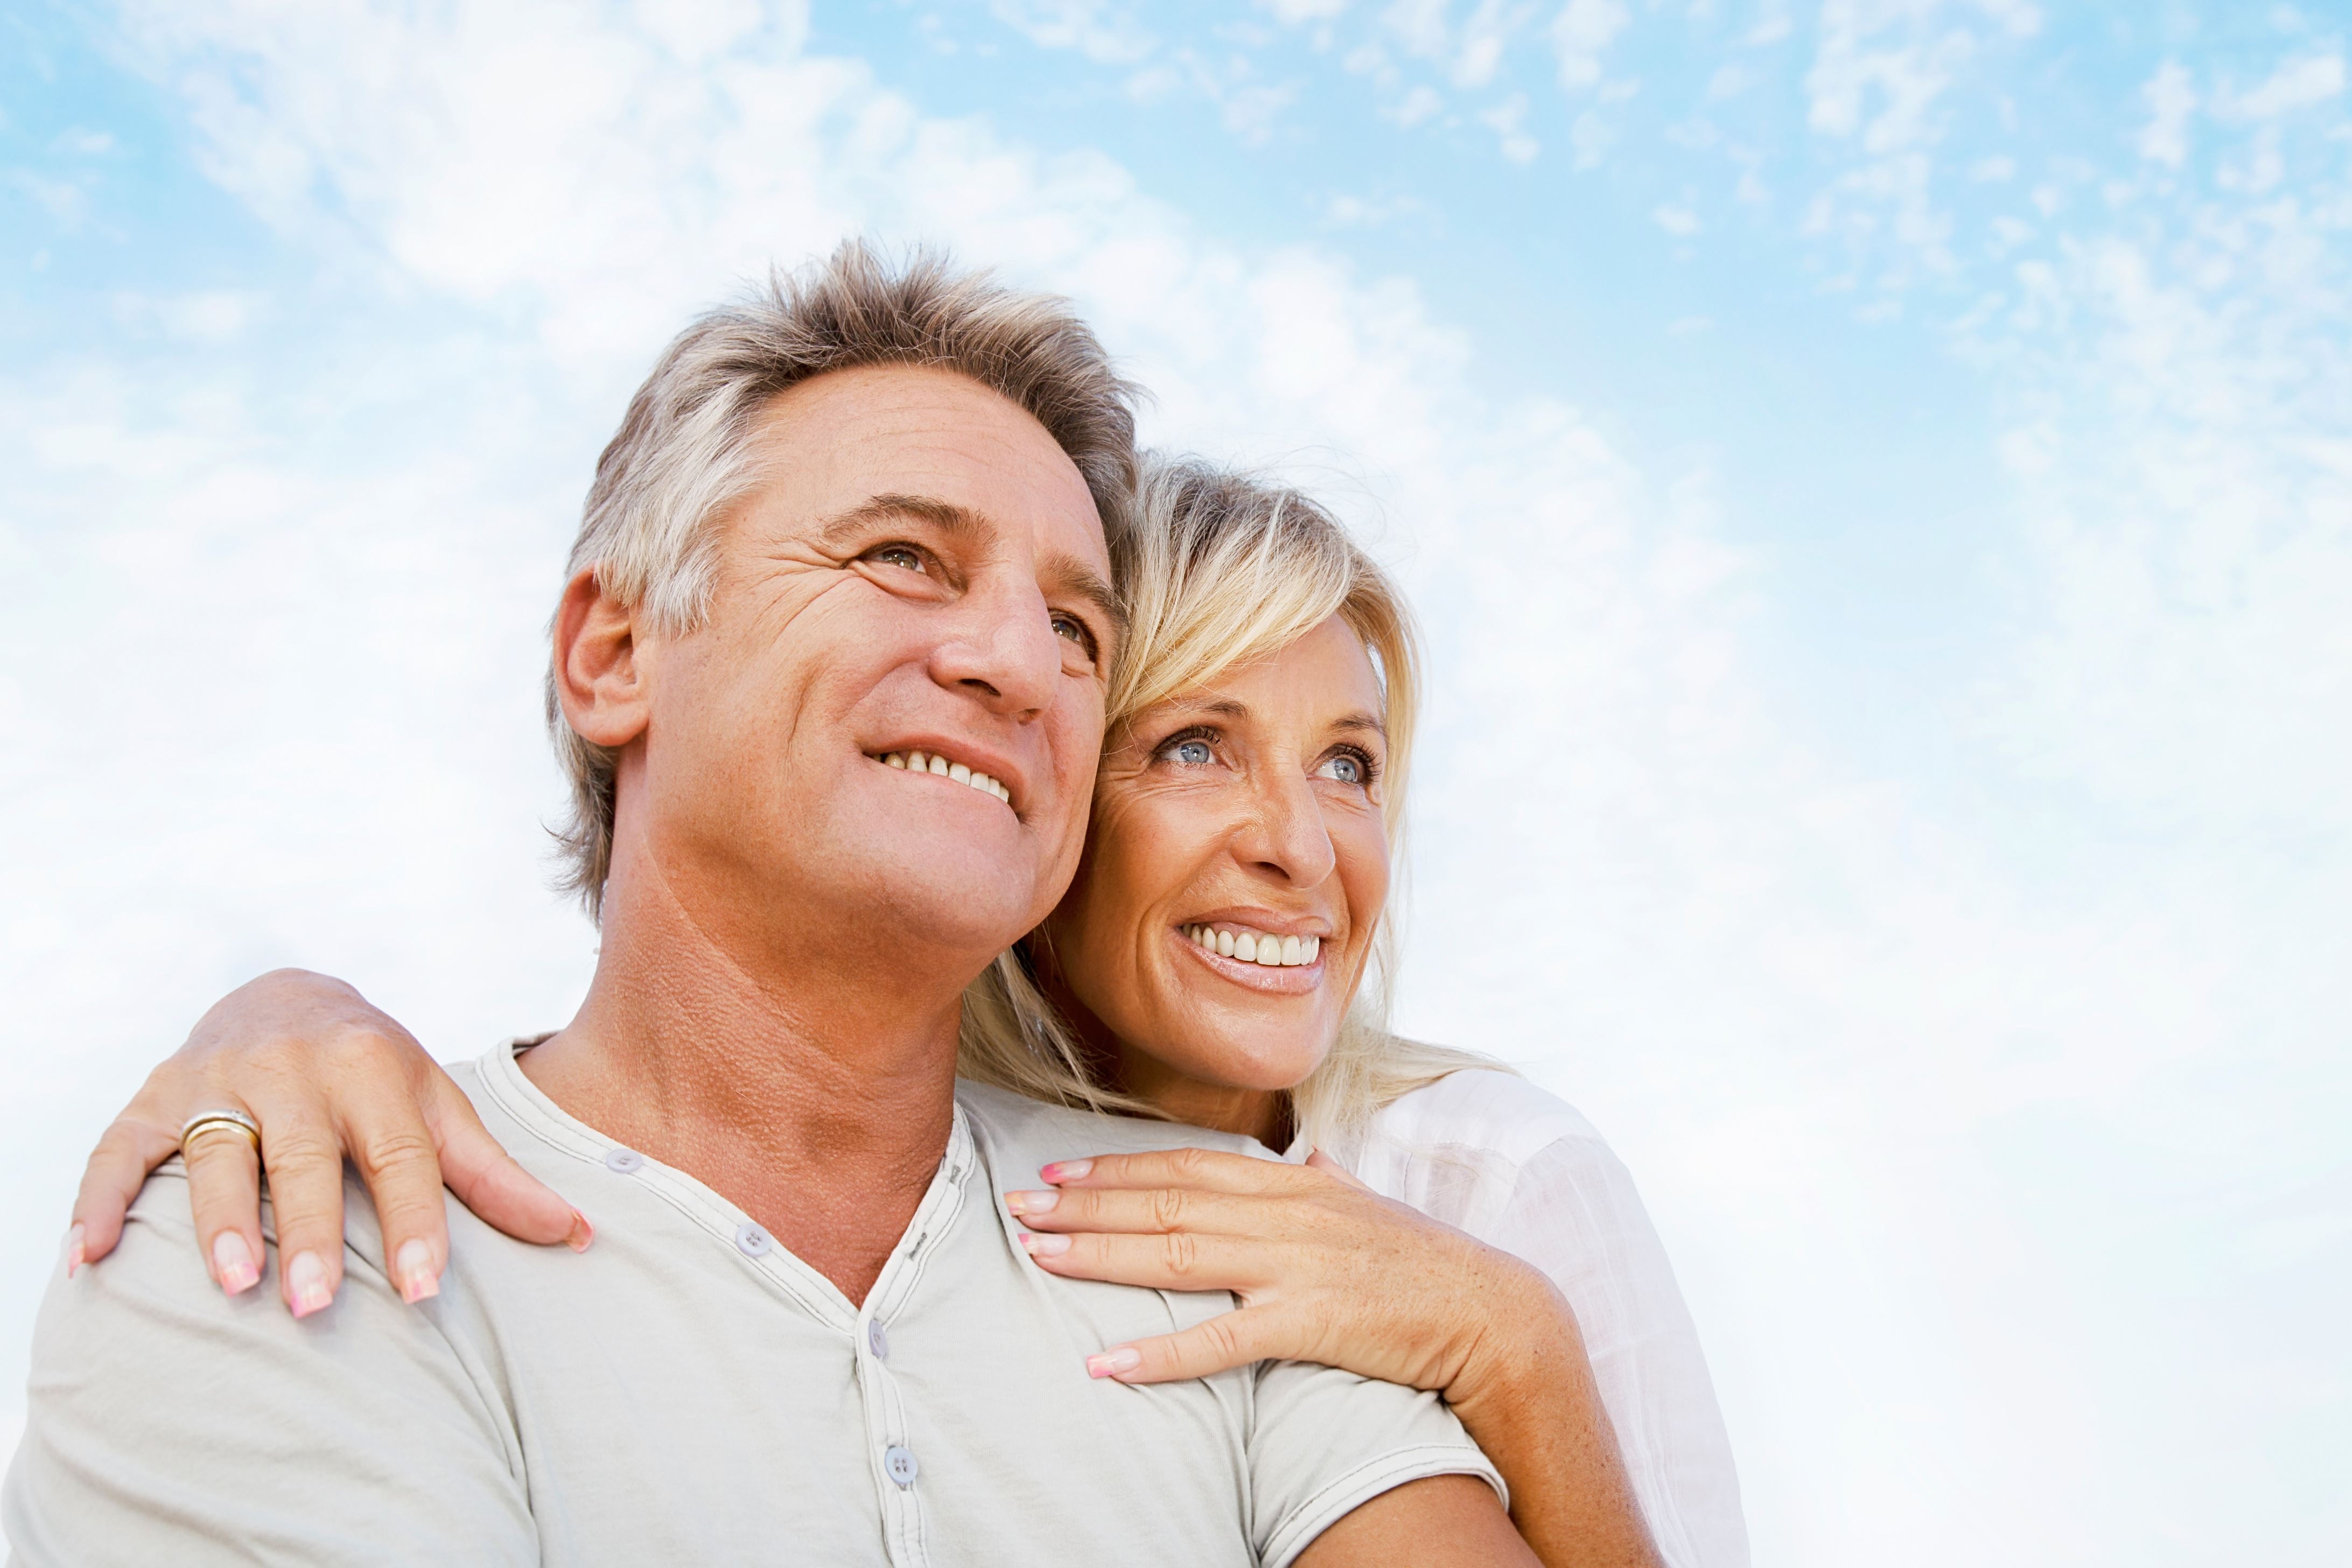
[552,567,652,750]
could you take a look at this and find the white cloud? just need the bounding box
[2138,61,2195,167]
[1552,0,1628,90]
[1481,92,1540,163]
[988,0,1156,65]
[2229,51,2344,121]
[1653,201,1703,235]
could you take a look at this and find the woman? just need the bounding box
[68,458,1747,1568]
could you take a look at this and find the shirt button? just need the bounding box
[734,1222,772,1258]
[866,1319,890,1361]
[884,1445,919,1488]
[604,1148,645,1174]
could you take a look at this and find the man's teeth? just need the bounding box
[878,751,1011,804]
[1182,925,1320,967]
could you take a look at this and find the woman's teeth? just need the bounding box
[1182,925,1320,967]
[879,751,1011,804]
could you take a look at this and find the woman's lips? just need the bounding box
[1170,925,1326,995]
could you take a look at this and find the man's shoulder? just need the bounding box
[953,1077,1275,1170]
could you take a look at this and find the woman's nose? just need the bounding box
[1235,772,1337,888]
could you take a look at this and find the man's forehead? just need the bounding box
[749,365,1111,572]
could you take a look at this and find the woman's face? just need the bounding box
[1040,614,1391,1103]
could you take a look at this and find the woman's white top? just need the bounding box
[1320,1068,1748,1568]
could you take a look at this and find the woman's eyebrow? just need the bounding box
[1329,711,1387,739]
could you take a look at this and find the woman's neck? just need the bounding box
[1114,1046,1292,1149]
[1039,963,1294,1147]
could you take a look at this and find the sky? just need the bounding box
[3,1,2347,1561]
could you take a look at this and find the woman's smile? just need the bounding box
[1171,919,1327,994]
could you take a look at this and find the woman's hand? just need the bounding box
[1007,1147,1534,1393]
[70,969,587,1316]
[1005,1146,1664,1568]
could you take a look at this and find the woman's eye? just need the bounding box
[1318,752,1370,786]
[871,544,925,573]
[1164,738,1214,766]
[1051,612,1087,646]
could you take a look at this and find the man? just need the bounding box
[5,246,1533,1566]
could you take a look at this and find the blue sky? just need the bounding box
[4,3,2348,1563]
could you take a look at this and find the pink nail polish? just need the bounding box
[565,1210,594,1253]
[1041,1160,1091,1184]
[1020,1231,1072,1257]
[212,1231,261,1296]
[65,1224,85,1279]
[1087,1347,1142,1378]
[394,1238,440,1304]
[1004,1190,1060,1216]
[286,1250,333,1317]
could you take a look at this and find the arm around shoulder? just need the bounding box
[5,1167,534,1567]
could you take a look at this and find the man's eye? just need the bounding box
[871,544,926,573]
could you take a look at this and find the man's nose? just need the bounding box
[1233,770,1338,889]
[927,576,1062,717]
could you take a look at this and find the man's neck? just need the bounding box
[523,864,969,1308]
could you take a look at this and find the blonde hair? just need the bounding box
[956,455,1501,1150]
[550,241,1139,915]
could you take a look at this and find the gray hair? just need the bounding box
[549,240,1142,915]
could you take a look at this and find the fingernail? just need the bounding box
[394,1238,440,1304]
[1003,1189,1060,1216]
[1041,1160,1091,1183]
[1020,1231,1071,1257]
[1087,1347,1142,1378]
[565,1209,594,1254]
[213,1230,261,1296]
[286,1250,334,1317]
[65,1224,85,1279]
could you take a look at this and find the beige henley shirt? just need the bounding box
[5,1041,1500,1566]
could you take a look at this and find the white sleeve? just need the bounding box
[1487,1135,1749,1568]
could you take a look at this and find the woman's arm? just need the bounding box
[1005,1148,1665,1568]
[69,968,585,1315]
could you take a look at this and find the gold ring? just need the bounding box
[180,1109,262,1157]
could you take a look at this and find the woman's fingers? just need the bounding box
[181,1118,268,1297]
[1041,1146,1312,1196]
[425,1073,589,1251]
[1083,1305,1287,1384]
[1304,1148,1371,1191]
[1005,1181,1265,1238]
[1017,1225,1260,1292]
[68,1113,184,1269]
[343,1083,459,1306]
[254,1103,354,1317]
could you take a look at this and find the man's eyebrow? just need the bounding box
[817,493,1125,637]
[816,493,986,550]
[1041,551,1127,640]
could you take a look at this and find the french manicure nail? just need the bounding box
[213,1230,261,1295]
[1020,1231,1071,1257]
[1041,1160,1091,1184]
[1087,1347,1142,1378]
[394,1238,440,1304]
[565,1210,594,1254]
[286,1250,334,1317]
[1004,1190,1060,1216]
[65,1223,85,1279]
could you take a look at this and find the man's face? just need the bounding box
[625,365,1119,977]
